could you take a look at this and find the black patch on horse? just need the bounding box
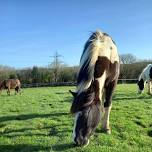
[137,79,144,91]
[149,67,152,79]
[94,56,110,78]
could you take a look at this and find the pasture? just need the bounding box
[0,84,152,152]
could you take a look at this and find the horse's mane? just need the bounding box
[77,30,113,93]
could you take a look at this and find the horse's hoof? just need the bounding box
[102,128,111,134]
[83,139,89,147]
[106,129,111,134]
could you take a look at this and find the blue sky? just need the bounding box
[0,0,152,68]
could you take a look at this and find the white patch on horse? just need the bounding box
[73,112,82,143]
[138,64,152,94]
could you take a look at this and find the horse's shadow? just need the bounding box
[0,112,69,123]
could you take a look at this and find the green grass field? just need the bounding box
[0,84,152,152]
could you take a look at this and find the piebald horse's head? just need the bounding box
[137,78,145,94]
[69,87,101,147]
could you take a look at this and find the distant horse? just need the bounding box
[137,64,152,95]
[0,79,21,95]
[69,30,120,147]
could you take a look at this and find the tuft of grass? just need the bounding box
[0,84,152,152]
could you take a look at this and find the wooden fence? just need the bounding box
[21,79,137,88]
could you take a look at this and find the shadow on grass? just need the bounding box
[134,120,147,128]
[52,143,74,151]
[0,93,19,97]
[113,95,151,101]
[1,128,72,139]
[147,130,152,137]
[55,91,69,95]
[0,122,72,139]
[0,144,51,152]
[0,112,69,123]
[0,143,75,152]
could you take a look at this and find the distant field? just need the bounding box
[0,84,152,152]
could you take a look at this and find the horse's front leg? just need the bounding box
[102,105,112,134]
[147,82,151,95]
[150,81,152,95]
[101,81,116,134]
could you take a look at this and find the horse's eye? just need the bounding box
[110,47,113,50]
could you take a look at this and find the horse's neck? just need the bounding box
[140,70,149,83]
[139,72,145,81]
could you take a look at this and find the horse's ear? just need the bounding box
[69,90,77,97]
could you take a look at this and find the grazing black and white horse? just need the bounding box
[69,30,120,147]
[137,64,152,95]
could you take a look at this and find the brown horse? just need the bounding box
[0,79,21,95]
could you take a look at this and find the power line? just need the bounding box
[49,51,63,68]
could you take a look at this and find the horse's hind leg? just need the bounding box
[101,81,116,134]
[15,88,17,95]
[15,87,20,95]
[150,81,152,95]
[7,88,10,95]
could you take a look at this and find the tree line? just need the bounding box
[0,54,151,84]
[0,65,78,84]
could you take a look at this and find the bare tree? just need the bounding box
[119,54,137,79]
[120,53,137,64]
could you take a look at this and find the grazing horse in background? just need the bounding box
[0,79,21,95]
[69,30,120,147]
[137,64,152,95]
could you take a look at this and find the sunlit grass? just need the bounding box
[0,84,152,152]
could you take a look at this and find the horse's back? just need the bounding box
[149,65,152,79]
[5,79,21,89]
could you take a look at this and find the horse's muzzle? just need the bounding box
[138,90,143,94]
[74,137,89,147]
